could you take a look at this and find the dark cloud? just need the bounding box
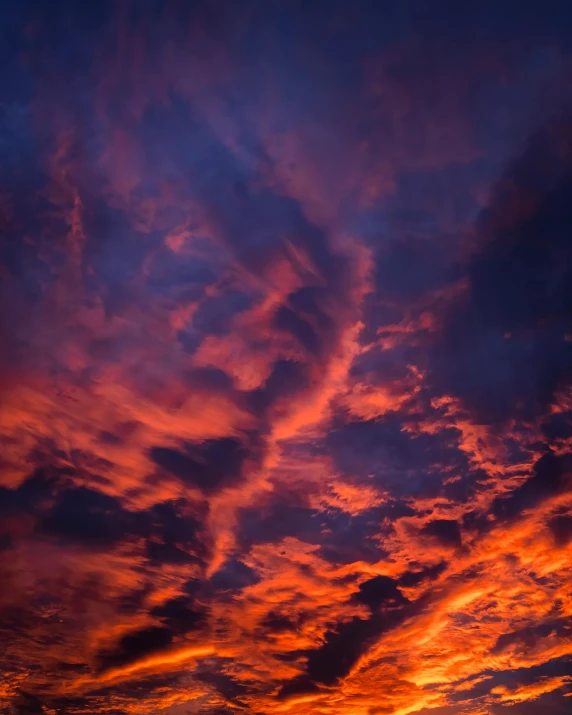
[431,118,572,422]
[97,626,174,671]
[192,290,253,336]
[491,692,572,715]
[145,540,200,566]
[277,675,321,700]
[237,503,328,546]
[288,286,334,326]
[542,411,572,441]
[184,367,234,393]
[86,671,183,702]
[149,437,247,493]
[143,499,205,565]
[151,596,206,634]
[306,616,377,686]
[249,359,309,418]
[176,328,201,355]
[0,467,61,517]
[354,575,408,611]
[39,487,132,548]
[374,229,460,304]
[96,421,139,447]
[492,617,572,653]
[238,501,385,564]
[491,451,571,521]
[548,514,572,547]
[146,251,216,298]
[349,343,417,385]
[117,587,150,615]
[0,533,14,551]
[49,696,93,715]
[273,305,320,355]
[273,286,338,358]
[182,577,202,597]
[2,1,572,713]
[421,519,463,548]
[9,691,45,715]
[97,430,125,446]
[398,562,448,589]
[5,474,205,564]
[326,415,469,499]
[210,559,260,592]
[54,662,89,673]
[454,655,572,705]
[134,89,350,298]
[304,594,419,686]
[194,661,249,704]
[260,612,296,633]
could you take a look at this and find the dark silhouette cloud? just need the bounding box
[149,438,247,493]
[142,500,205,565]
[354,575,408,611]
[151,596,206,633]
[210,559,260,592]
[492,451,571,521]
[431,119,572,422]
[40,487,132,548]
[398,562,448,588]
[548,514,572,547]
[421,519,463,548]
[97,626,174,671]
[492,617,572,653]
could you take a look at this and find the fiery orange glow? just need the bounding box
[1,2,572,714]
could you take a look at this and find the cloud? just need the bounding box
[149,438,248,494]
[491,451,572,521]
[39,486,135,548]
[97,626,175,672]
[210,559,260,592]
[354,575,409,611]
[421,519,463,548]
[1,2,572,715]
[430,118,572,423]
[150,596,207,633]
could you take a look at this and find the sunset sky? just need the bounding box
[1,2,572,714]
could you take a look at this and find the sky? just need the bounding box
[1,1,572,714]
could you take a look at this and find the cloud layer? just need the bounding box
[1,2,572,714]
